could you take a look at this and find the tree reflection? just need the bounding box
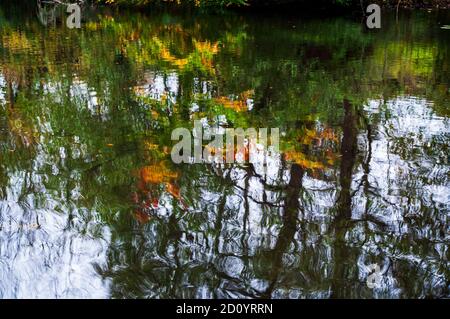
[0,4,448,298]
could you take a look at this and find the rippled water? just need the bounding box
[0,4,448,298]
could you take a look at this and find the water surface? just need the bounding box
[0,5,449,298]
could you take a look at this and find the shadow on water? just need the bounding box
[0,3,448,298]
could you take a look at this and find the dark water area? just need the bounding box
[0,4,449,298]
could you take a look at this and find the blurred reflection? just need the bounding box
[0,5,448,298]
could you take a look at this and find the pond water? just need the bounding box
[0,3,449,298]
